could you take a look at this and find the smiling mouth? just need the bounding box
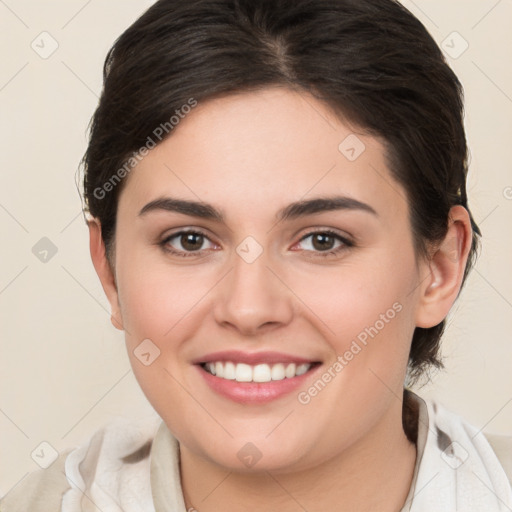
[201,361,320,383]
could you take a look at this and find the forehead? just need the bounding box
[119,87,407,226]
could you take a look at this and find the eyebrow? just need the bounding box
[138,195,378,222]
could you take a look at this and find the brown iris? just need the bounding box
[311,233,336,251]
[180,232,204,251]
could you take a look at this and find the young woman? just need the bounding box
[2,0,511,510]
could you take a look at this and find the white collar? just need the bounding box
[400,392,512,511]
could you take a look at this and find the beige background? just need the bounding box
[1,0,511,496]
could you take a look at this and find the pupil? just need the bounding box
[313,233,334,251]
[182,233,202,251]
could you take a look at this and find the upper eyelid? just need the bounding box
[161,226,216,241]
[297,229,351,242]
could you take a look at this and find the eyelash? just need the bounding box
[159,229,354,259]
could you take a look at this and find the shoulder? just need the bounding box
[424,397,512,476]
[0,413,162,512]
[0,449,72,512]
[484,432,512,486]
[404,392,512,511]
[427,399,512,483]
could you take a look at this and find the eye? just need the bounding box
[293,230,353,257]
[160,230,218,257]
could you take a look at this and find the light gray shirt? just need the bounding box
[1,392,511,511]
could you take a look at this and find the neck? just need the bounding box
[179,398,417,512]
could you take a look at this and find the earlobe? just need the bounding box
[415,205,472,328]
[88,219,125,331]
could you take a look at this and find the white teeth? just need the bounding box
[285,363,296,378]
[224,361,236,380]
[235,363,253,382]
[253,364,272,383]
[271,363,285,380]
[203,361,312,382]
[296,363,309,376]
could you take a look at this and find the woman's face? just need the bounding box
[109,87,428,472]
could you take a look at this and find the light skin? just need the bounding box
[89,87,472,511]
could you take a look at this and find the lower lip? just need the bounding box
[196,364,320,404]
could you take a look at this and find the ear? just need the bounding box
[415,205,473,328]
[88,218,124,331]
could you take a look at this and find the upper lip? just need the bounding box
[193,350,319,366]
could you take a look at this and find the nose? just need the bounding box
[213,249,295,336]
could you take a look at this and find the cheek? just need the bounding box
[292,252,419,411]
[293,252,417,347]
[289,254,417,434]
[113,257,211,433]
[116,254,215,345]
